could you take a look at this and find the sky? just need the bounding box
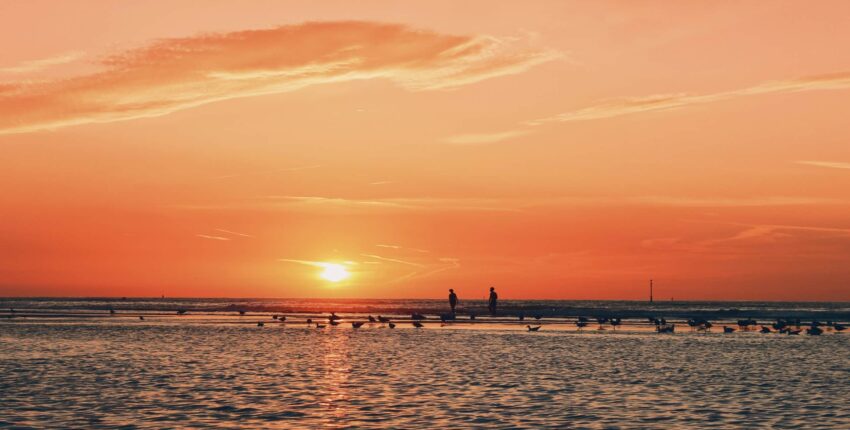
[1,1,849,300]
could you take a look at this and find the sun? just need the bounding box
[319,263,350,282]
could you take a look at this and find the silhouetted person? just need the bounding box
[488,287,498,315]
[448,289,458,313]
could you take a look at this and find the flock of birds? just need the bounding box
[8,307,846,336]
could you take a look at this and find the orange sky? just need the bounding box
[2,1,850,300]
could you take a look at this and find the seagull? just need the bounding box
[257,322,264,327]
[368,315,377,323]
[109,309,116,315]
[139,316,145,321]
[518,313,525,321]
[329,312,341,321]
[833,323,846,332]
[278,315,286,322]
[760,326,771,334]
[412,321,424,328]
[351,321,365,328]
[177,309,187,315]
[306,318,313,325]
[272,315,279,320]
[575,321,588,330]
[723,326,736,333]
[316,323,326,329]
[329,320,340,326]
[239,310,246,316]
[378,316,391,323]
[807,326,823,336]
[527,325,541,332]
[411,313,426,320]
[610,318,622,330]
[388,322,396,329]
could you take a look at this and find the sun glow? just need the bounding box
[319,263,350,282]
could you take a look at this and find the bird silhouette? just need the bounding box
[411,313,426,320]
[257,322,264,327]
[388,322,396,329]
[329,320,340,326]
[351,321,365,328]
[368,315,377,323]
[412,321,424,328]
[138,316,145,321]
[527,325,541,332]
[378,316,391,323]
[723,326,735,333]
[316,323,326,329]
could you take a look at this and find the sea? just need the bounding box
[1,298,848,429]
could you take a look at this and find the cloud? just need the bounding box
[360,254,424,267]
[797,160,850,170]
[441,71,850,143]
[214,228,253,238]
[628,195,845,207]
[527,71,850,125]
[0,51,86,74]
[0,21,557,135]
[442,129,533,144]
[196,234,230,241]
[376,244,430,253]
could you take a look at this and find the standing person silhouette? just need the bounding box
[448,289,458,313]
[488,287,498,315]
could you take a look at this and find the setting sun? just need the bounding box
[319,263,350,283]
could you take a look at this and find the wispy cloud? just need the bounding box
[527,71,850,125]
[360,254,424,267]
[214,228,254,238]
[0,21,557,135]
[376,244,430,253]
[797,160,850,170]
[441,71,850,144]
[628,195,845,207]
[442,129,533,144]
[196,234,230,241]
[0,51,86,74]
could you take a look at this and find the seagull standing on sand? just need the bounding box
[412,321,424,328]
[527,325,541,332]
[352,321,365,328]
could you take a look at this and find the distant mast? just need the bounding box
[649,279,654,304]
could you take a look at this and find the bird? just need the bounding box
[139,316,145,321]
[351,321,365,328]
[787,329,801,335]
[388,322,396,329]
[368,315,377,323]
[575,321,588,330]
[807,326,823,336]
[378,316,391,323]
[596,317,609,324]
[272,315,279,320]
[306,318,313,325]
[316,323,326,329]
[411,313,426,320]
[610,318,622,330]
[760,326,771,334]
[723,326,736,333]
[469,314,476,320]
[329,312,341,321]
[577,316,589,323]
[257,322,264,327]
[276,315,286,322]
[656,324,675,334]
[109,309,116,315]
[518,313,525,321]
[527,325,541,332]
[177,309,187,315]
[412,321,424,328]
[533,315,543,321]
[439,313,456,323]
[329,320,340,326]
[833,323,846,332]
[239,310,246,316]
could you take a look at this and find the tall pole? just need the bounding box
[650,279,654,304]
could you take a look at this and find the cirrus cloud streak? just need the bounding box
[0,21,557,135]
